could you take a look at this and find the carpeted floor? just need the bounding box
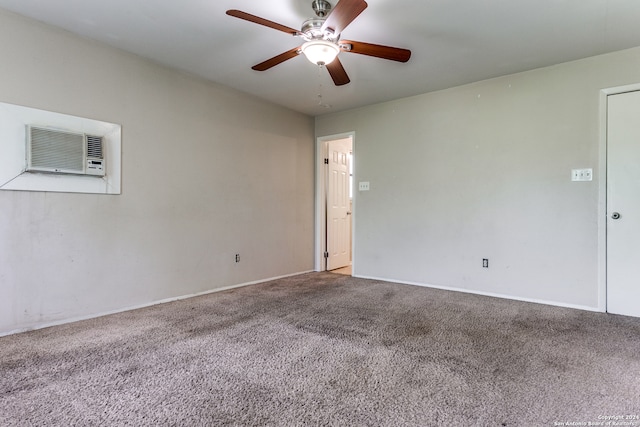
[1,272,639,426]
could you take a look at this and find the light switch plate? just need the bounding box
[358,181,370,191]
[571,168,593,181]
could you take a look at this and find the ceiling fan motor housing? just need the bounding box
[301,18,337,42]
[312,0,332,18]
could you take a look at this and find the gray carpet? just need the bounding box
[1,272,639,426]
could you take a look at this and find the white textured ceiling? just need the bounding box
[1,0,640,116]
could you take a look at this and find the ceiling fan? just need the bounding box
[226,0,411,86]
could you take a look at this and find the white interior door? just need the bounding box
[607,90,640,317]
[327,138,351,271]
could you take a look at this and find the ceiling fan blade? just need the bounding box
[339,40,411,62]
[252,47,302,71]
[226,10,301,36]
[325,58,351,86]
[321,0,368,36]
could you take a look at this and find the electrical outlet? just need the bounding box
[235,254,240,263]
[483,259,489,268]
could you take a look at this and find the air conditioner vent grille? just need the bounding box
[30,127,84,172]
[86,135,103,159]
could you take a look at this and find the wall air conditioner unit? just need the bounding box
[27,125,105,176]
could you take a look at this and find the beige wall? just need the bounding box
[0,10,315,334]
[317,46,640,310]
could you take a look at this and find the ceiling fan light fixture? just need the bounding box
[301,40,340,65]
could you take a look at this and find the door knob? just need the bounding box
[611,212,621,220]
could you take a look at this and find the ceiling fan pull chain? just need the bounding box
[317,64,324,105]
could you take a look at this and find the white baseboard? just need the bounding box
[353,274,603,313]
[0,270,314,337]
[3,271,602,337]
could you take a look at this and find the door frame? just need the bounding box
[315,131,355,272]
[598,83,640,313]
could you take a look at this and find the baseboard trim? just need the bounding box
[353,274,603,313]
[0,270,314,337]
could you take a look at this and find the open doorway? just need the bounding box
[315,133,354,275]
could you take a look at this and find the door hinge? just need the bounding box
[324,158,329,164]
[324,251,329,258]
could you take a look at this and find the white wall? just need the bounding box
[316,46,640,310]
[0,9,315,334]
